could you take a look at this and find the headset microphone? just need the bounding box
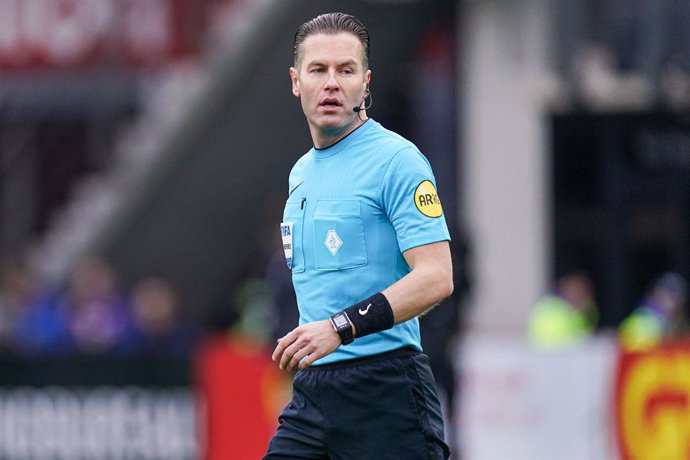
[353,88,373,114]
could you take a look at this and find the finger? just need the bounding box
[272,330,297,362]
[280,340,305,370]
[272,341,286,363]
[287,345,314,371]
[298,351,321,370]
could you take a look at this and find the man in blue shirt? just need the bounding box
[265,12,453,459]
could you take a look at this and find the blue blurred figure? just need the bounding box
[129,276,199,357]
[0,255,70,355]
[60,256,135,354]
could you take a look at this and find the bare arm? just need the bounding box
[272,240,453,371]
[383,240,454,323]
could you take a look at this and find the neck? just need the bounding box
[311,114,367,149]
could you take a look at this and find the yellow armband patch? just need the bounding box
[414,180,443,218]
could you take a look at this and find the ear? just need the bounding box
[364,69,372,94]
[289,67,300,97]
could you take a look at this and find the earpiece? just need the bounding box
[353,87,373,115]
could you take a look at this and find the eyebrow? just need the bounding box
[305,58,359,68]
[337,59,358,67]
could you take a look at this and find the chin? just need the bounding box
[313,115,350,130]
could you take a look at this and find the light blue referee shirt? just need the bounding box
[281,119,451,365]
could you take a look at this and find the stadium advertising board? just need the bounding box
[0,354,199,459]
[457,335,618,460]
[195,335,291,460]
[0,386,196,459]
[460,335,690,460]
[0,0,207,69]
[616,341,690,460]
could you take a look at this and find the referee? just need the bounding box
[266,12,453,459]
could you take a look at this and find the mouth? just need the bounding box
[319,98,342,110]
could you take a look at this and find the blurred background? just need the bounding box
[0,0,689,459]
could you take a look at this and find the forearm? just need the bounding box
[382,262,454,324]
[350,241,454,334]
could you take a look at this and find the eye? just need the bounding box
[310,67,325,73]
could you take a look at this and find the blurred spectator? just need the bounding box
[232,278,274,347]
[528,272,598,350]
[0,257,27,347]
[130,276,199,357]
[619,272,688,351]
[0,255,70,355]
[60,256,135,354]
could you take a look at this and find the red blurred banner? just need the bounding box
[0,0,210,70]
[616,341,690,460]
[195,335,291,460]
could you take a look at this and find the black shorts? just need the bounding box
[263,347,450,460]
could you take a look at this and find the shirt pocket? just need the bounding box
[313,200,368,271]
[283,199,306,273]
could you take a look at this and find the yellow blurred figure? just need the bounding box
[529,273,598,349]
[619,272,687,352]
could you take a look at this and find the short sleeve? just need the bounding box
[380,148,451,252]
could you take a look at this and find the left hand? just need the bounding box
[272,319,342,371]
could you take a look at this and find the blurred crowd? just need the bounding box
[529,270,689,352]
[0,254,200,357]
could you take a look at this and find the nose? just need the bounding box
[324,70,340,90]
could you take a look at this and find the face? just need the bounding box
[290,32,371,147]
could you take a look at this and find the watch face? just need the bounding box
[333,314,348,329]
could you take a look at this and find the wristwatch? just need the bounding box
[329,312,354,345]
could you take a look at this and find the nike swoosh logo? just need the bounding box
[359,303,372,315]
[288,181,304,196]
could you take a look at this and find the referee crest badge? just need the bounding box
[280,222,294,268]
[325,229,342,255]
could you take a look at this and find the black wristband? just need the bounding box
[343,292,395,338]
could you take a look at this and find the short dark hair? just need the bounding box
[293,12,370,70]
